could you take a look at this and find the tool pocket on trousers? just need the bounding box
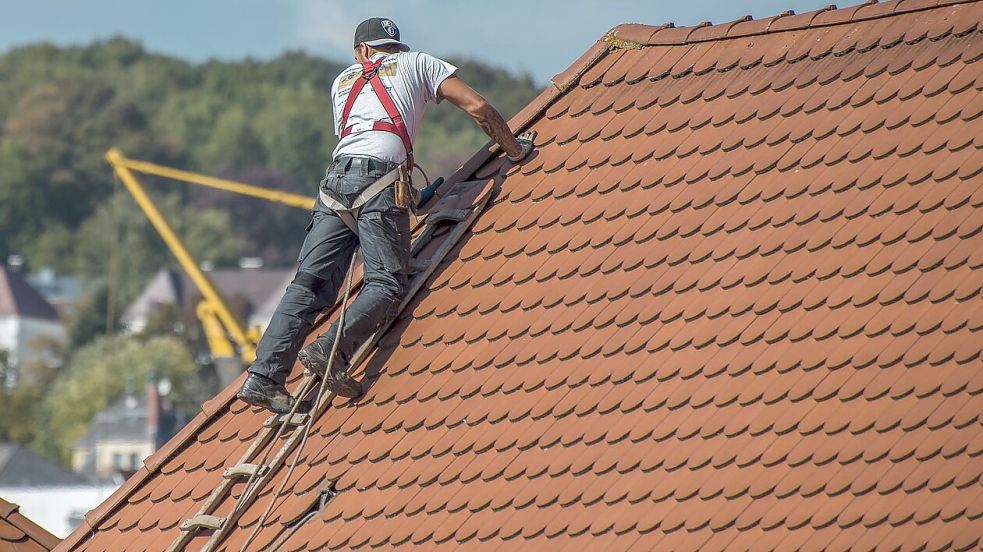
[360,210,409,276]
[297,213,317,263]
[319,174,339,193]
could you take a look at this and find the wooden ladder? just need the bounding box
[165,179,494,552]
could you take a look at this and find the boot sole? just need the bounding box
[299,345,362,398]
[326,376,363,399]
[297,348,327,378]
[236,389,292,415]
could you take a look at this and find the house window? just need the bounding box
[130,452,140,469]
[112,452,123,469]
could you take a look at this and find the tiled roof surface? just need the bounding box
[62,1,983,550]
[0,498,60,551]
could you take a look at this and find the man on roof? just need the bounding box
[237,17,536,413]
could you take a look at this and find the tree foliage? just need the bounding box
[0,349,60,449]
[37,335,203,462]
[0,37,538,284]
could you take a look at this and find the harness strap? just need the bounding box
[338,57,414,169]
[328,56,418,235]
[338,70,369,137]
[365,71,412,167]
[318,166,402,234]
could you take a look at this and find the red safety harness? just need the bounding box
[338,56,414,170]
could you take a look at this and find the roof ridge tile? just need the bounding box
[595,0,983,54]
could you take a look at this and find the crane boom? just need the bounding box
[110,154,314,210]
[105,148,312,368]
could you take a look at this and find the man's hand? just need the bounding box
[507,130,537,163]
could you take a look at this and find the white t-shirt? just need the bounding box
[331,52,458,164]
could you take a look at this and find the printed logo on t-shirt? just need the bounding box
[381,20,398,37]
[337,58,398,90]
[331,51,458,163]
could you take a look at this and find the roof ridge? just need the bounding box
[544,0,979,109]
[0,498,61,550]
[603,0,977,48]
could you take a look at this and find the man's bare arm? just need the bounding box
[438,75,524,158]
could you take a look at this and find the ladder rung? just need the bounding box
[264,412,310,428]
[181,515,226,531]
[223,463,266,479]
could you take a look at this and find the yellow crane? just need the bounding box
[106,148,314,375]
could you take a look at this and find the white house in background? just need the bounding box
[0,443,119,538]
[0,266,66,385]
[71,384,186,481]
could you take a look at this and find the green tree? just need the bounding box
[254,85,333,181]
[0,38,538,276]
[0,350,62,447]
[66,283,118,351]
[0,349,11,386]
[36,335,204,462]
[0,139,50,259]
[174,206,243,267]
[199,106,267,171]
[0,388,41,445]
[72,191,242,303]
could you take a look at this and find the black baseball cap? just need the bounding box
[353,18,410,52]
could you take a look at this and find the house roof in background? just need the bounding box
[26,270,85,311]
[121,268,292,329]
[72,395,151,448]
[0,497,60,551]
[62,1,983,550]
[0,444,88,488]
[0,267,59,321]
[249,271,296,329]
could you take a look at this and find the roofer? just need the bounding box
[237,17,536,413]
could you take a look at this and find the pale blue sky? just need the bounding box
[3,0,837,82]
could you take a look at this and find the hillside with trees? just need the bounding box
[0,38,540,463]
[0,37,539,288]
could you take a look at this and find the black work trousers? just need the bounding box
[248,157,411,385]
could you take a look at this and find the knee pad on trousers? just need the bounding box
[292,271,325,294]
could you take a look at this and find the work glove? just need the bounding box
[507,130,538,163]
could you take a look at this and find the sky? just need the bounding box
[3,0,839,83]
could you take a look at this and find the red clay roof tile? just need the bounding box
[0,499,59,551]
[58,1,983,551]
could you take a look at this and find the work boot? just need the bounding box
[298,338,363,399]
[236,374,294,414]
